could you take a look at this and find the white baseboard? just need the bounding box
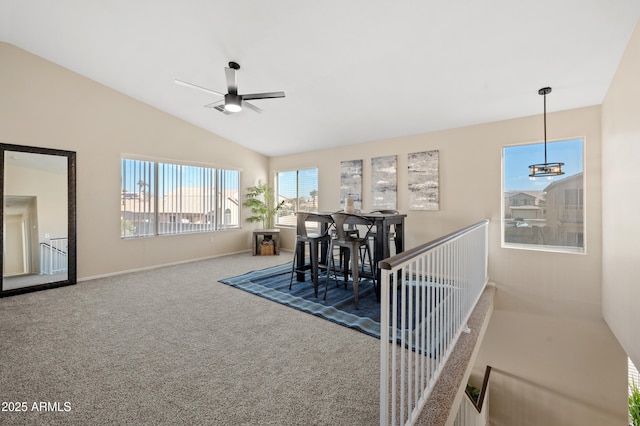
[77,249,251,282]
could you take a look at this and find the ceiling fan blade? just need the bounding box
[174,79,225,97]
[241,92,285,101]
[213,104,234,115]
[203,100,224,108]
[243,101,263,113]
[225,67,238,95]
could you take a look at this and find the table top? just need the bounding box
[307,211,407,219]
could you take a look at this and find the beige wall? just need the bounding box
[0,42,269,279]
[602,21,640,369]
[270,106,627,424]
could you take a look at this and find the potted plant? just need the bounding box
[631,379,640,426]
[243,183,285,229]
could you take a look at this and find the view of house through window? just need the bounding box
[502,138,584,252]
[275,168,319,227]
[121,158,240,238]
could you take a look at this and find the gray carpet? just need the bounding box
[0,252,380,425]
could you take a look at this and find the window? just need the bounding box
[121,158,240,238]
[121,159,155,237]
[502,138,584,252]
[276,168,319,227]
[218,169,241,229]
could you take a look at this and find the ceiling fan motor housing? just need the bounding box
[224,93,242,112]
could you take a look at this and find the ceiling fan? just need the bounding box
[175,61,285,114]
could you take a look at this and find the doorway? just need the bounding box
[3,196,38,278]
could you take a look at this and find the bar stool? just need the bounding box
[289,212,333,297]
[325,212,376,309]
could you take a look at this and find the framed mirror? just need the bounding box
[1,143,76,296]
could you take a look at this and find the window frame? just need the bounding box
[275,167,319,228]
[501,137,586,254]
[121,157,240,239]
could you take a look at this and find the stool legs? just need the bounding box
[309,240,319,297]
[324,241,377,310]
[289,240,302,290]
[290,239,323,297]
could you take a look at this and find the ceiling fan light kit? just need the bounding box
[528,86,564,178]
[224,94,243,112]
[176,61,285,114]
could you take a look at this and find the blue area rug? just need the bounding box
[219,262,383,338]
[219,262,448,349]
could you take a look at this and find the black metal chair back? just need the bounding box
[331,212,373,242]
[325,213,376,309]
[296,212,333,238]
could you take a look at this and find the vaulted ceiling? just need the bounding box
[1,1,639,157]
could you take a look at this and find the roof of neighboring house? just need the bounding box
[161,187,239,214]
[120,194,155,214]
[544,172,584,191]
[505,190,544,199]
[121,188,239,214]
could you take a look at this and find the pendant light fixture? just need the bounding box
[528,87,564,178]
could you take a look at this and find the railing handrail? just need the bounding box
[40,241,68,255]
[379,220,489,271]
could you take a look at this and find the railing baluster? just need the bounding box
[391,261,398,425]
[419,256,426,395]
[379,220,489,426]
[409,261,415,424]
[400,262,407,424]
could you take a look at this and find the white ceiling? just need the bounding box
[1,1,639,157]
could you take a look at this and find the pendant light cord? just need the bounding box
[543,91,548,164]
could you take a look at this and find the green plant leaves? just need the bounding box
[630,379,640,426]
[243,183,284,229]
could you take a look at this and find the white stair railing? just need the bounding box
[454,391,489,426]
[379,220,489,426]
[40,238,68,274]
[454,365,492,426]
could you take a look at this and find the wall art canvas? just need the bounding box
[340,159,363,211]
[408,150,439,210]
[371,155,397,210]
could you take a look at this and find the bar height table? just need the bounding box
[294,212,406,299]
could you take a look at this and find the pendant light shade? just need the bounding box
[528,87,564,178]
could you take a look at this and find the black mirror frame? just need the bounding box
[0,143,76,297]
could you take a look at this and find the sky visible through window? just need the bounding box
[504,138,583,191]
[122,160,239,197]
[278,168,318,199]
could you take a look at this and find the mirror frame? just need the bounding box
[1,143,77,297]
